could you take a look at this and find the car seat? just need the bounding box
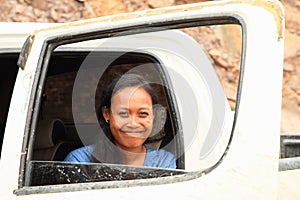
[33,119,77,161]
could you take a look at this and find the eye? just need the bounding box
[139,111,149,118]
[119,111,129,117]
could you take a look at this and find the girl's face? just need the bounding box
[103,86,154,152]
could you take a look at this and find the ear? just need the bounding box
[102,106,110,122]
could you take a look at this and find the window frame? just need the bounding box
[15,14,246,195]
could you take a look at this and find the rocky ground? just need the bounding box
[0,0,299,133]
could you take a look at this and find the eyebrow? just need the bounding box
[117,106,152,111]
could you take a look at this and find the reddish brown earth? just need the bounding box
[0,0,299,133]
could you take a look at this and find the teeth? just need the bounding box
[122,131,145,138]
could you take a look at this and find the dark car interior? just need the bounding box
[31,50,184,169]
[0,53,19,158]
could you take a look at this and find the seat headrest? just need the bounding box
[146,105,167,144]
[34,119,66,149]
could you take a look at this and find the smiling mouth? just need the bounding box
[121,130,147,138]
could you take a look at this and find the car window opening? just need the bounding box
[28,51,184,186]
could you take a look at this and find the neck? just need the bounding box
[118,145,147,166]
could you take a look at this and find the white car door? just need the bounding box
[0,0,284,199]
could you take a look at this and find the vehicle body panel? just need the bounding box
[0,0,285,199]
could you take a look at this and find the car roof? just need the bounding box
[0,22,56,50]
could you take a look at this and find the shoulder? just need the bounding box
[64,145,94,163]
[144,146,176,169]
[147,146,174,158]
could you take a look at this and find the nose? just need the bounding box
[127,115,140,127]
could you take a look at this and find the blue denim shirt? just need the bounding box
[64,145,176,169]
